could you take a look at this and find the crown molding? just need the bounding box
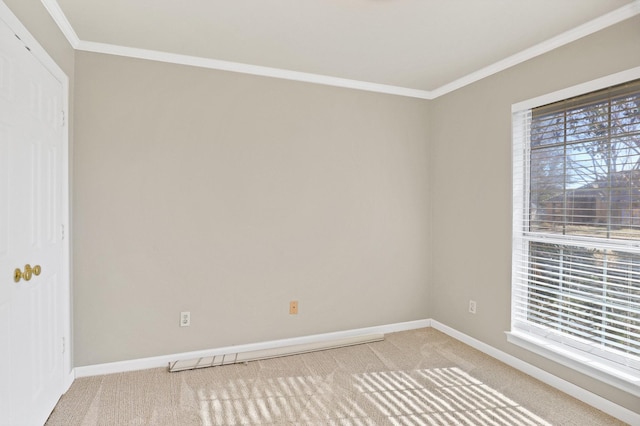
[429,1,640,99]
[41,0,80,48]
[43,0,640,100]
[75,40,432,99]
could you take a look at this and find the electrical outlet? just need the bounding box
[289,301,298,315]
[468,300,477,314]
[180,311,191,327]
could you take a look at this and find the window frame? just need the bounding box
[509,67,640,397]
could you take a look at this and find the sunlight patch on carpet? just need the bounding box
[354,367,552,425]
[194,366,551,425]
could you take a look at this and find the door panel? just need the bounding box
[0,124,7,257]
[0,15,65,426]
[0,303,9,423]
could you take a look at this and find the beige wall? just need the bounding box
[73,52,431,366]
[429,15,640,411]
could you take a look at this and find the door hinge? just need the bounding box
[14,33,31,52]
[60,224,65,240]
[61,110,65,127]
[62,337,65,354]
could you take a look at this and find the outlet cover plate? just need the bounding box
[180,311,191,327]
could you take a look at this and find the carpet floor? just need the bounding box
[45,328,626,425]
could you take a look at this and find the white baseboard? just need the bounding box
[430,320,640,425]
[74,319,431,378]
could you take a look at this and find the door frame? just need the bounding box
[0,1,72,390]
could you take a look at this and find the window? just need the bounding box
[511,71,640,395]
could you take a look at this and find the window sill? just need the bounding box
[506,331,640,398]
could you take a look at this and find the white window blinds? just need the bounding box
[512,78,640,387]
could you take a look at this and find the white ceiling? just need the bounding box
[48,0,638,98]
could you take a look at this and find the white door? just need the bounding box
[0,16,66,426]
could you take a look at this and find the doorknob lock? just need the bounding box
[13,264,42,283]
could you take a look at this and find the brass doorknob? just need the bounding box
[13,264,42,283]
[23,266,32,281]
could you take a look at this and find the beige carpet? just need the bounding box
[46,328,626,425]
